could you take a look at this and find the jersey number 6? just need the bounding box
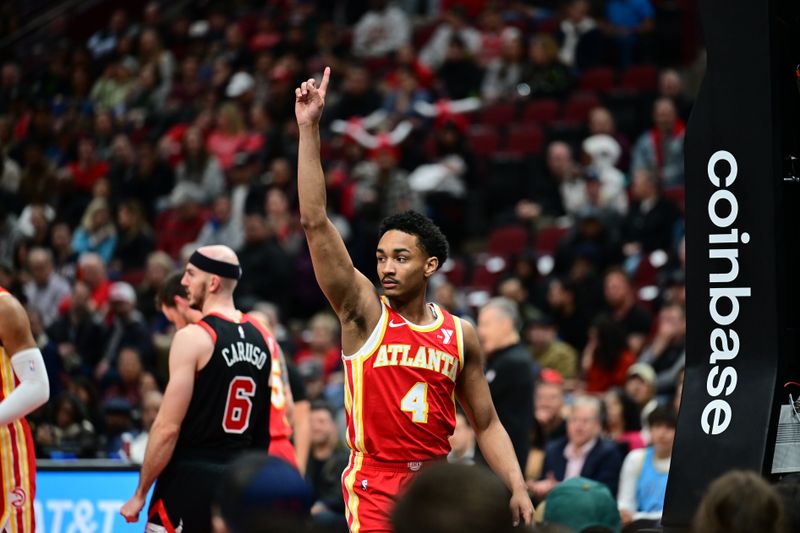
[223,376,256,434]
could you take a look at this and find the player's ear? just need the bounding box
[208,274,221,293]
[424,256,438,278]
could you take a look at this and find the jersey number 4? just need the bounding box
[401,382,429,423]
[223,376,256,434]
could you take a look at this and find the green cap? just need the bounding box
[543,477,621,533]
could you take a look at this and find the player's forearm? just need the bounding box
[298,124,328,229]
[476,419,528,494]
[293,401,311,475]
[135,421,180,498]
[0,348,50,427]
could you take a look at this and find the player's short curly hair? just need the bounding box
[378,211,449,270]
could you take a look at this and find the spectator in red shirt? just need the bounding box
[155,183,207,259]
[206,102,262,170]
[294,313,342,381]
[582,315,636,393]
[65,137,109,194]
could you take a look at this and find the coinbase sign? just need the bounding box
[35,469,152,533]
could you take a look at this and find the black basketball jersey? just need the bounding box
[176,312,273,454]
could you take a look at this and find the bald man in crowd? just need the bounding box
[476,297,536,472]
[121,246,278,533]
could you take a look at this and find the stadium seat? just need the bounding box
[535,225,570,254]
[562,91,601,123]
[487,225,529,257]
[466,125,500,156]
[440,257,466,286]
[621,64,659,92]
[522,99,560,127]
[663,185,685,214]
[480,103,517,128]
[504,125,545,156]
[579,67,616,93]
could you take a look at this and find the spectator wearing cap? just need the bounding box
[96,281,154,381]
[72,198,117,264]
[532,395,622,500]
[542,476,622,533]
[226,71,255,105]
[582,134,627,216]
[526,314,578,380]
[351,0,411,59]
[24,247,71,328]
[476,297,536,471]
[306,401,349,528]
[638,303,685,400]
[102,396,137,458]
[624,362,659,435]
[617,406,676,528]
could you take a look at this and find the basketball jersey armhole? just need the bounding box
[453,316,465,371]
[342,299,387,360]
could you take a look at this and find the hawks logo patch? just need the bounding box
[10,487,26,508]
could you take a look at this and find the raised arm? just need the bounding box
[455,318,533,527]
[121,325,211,523]
[0,293,50,427]
[295,68,379,325]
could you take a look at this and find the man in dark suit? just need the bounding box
[530,395,622,500]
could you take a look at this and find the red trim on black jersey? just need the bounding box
[196,320,218,344]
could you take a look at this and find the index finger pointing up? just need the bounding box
[318,67,331,98]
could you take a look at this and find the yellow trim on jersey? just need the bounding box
[0,425,11,529]
[352,357,367,453]
[343,298,388,361]
[343,364,353,450]
[344,453,364,533]
[381,297,445,332]
[15,420,32,529]
[453,316,465,371]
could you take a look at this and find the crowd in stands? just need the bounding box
[0,0,716,530]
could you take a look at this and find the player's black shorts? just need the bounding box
[146,458,228,533]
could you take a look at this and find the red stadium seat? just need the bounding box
[487,225,529,257]
[504,125,545,156]
[480,103,517,128]
[621,64,659,92]
[440,257,466,286]
[522,99,560,127]
[535,225,570,254]
[579,67,616,93]
[466,125,500,156]
[663,185,685,214]
[562,91,601,123]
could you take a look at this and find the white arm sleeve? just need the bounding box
[0,348,50,427]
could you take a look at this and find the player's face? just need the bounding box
[376,230,435,298]
[181,265,208,310]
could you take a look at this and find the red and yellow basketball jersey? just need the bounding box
[343,296,464,462]
[0,287,37,532]
[267,335,292,440]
